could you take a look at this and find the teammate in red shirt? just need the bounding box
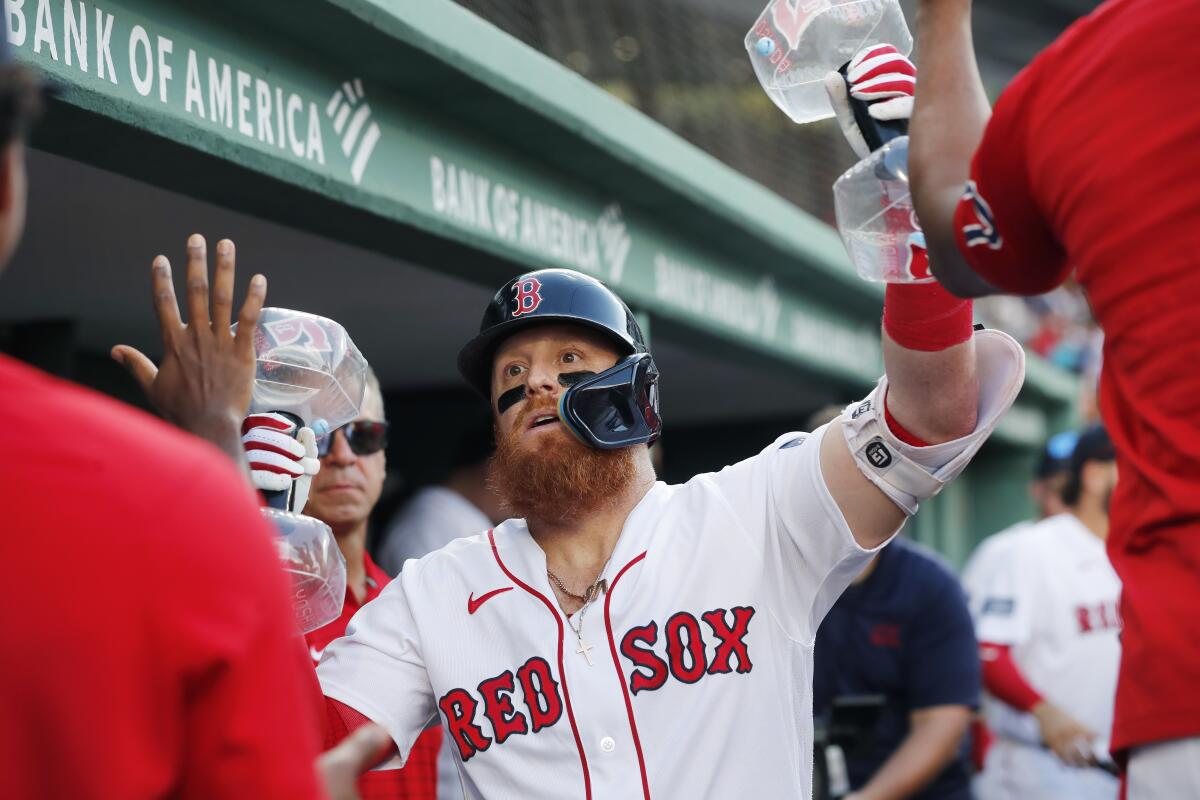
[907,0,1200,794]
[1,354,327,799]
[0,29,386,797]
[0,42,333,799]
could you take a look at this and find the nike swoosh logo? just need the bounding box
[309,645,324,664]
[468,587,513,615]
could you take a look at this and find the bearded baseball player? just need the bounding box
[314,237,1025,800]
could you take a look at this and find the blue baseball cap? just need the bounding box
[1068,424,1115,475]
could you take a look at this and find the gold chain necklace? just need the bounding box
[546,569,608,605]
[546,569,610,666]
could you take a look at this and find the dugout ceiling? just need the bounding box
[3,0,1076,446]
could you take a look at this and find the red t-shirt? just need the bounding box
[308,552,442,799]
[0,354,323,798]
[952,0,1200,753]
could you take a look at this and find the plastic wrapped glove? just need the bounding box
[241,412,321,513]
[824,44,916,158]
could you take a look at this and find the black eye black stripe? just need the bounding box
[495,371,596,415]
[558,371,595,387]
[496,385,526,415]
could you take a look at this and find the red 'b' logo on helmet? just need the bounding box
[511,278,543,317]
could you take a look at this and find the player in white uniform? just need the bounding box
[312,243,1024,799]
[972,425,1121,800]
[961,430,1078,618]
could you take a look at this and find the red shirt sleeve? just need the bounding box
[152,459,324,800]
[952,63,1072,295]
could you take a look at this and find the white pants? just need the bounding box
[974,739,1118,800]
[1127,737,1200,799]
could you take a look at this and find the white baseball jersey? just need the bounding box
[972,513,1121,800]
[961,520,1029,619]
[318,424,887,799]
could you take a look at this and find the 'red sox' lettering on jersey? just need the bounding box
[440,607,756,761]
[319,425,886,800]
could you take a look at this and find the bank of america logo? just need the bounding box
[326,79,381,185]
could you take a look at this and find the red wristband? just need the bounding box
[883,282,974,352]
[884,392,930,447]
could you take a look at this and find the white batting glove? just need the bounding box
[824,44,916,159]
[242,412,321,513]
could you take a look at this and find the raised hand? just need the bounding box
[112,234,266,462]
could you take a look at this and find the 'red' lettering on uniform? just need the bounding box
[510,278,543,317]
[478,670,529,745]
[515,656,562,733]
[439,688,491,761]
[621,621,669,695]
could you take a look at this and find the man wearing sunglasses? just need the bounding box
[241,369,444,798]
[313,267,1026,799]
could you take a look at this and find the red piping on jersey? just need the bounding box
[488,529,592,800]
[604,551,651,800]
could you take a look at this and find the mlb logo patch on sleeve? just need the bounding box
[981,597,1015,616]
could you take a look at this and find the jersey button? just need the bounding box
[600,736,616,753]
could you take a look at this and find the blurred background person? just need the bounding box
[960,429,1078,773]
[377,419,503,576]
[972,425,1120,800]
[813,538,979,800]
[962,430,1078,613]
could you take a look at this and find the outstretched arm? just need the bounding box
[819,47,991,550]
[907,0,998,297]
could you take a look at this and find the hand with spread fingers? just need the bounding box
[111,234,266,463]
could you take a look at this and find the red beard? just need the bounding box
[488,399,636,524]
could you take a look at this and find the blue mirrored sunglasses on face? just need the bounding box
[315,420,389,457]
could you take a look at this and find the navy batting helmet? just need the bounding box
[457,269,661,449]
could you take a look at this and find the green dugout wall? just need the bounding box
[7,0,1077,563]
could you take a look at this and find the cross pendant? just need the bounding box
[576,638,594,666]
